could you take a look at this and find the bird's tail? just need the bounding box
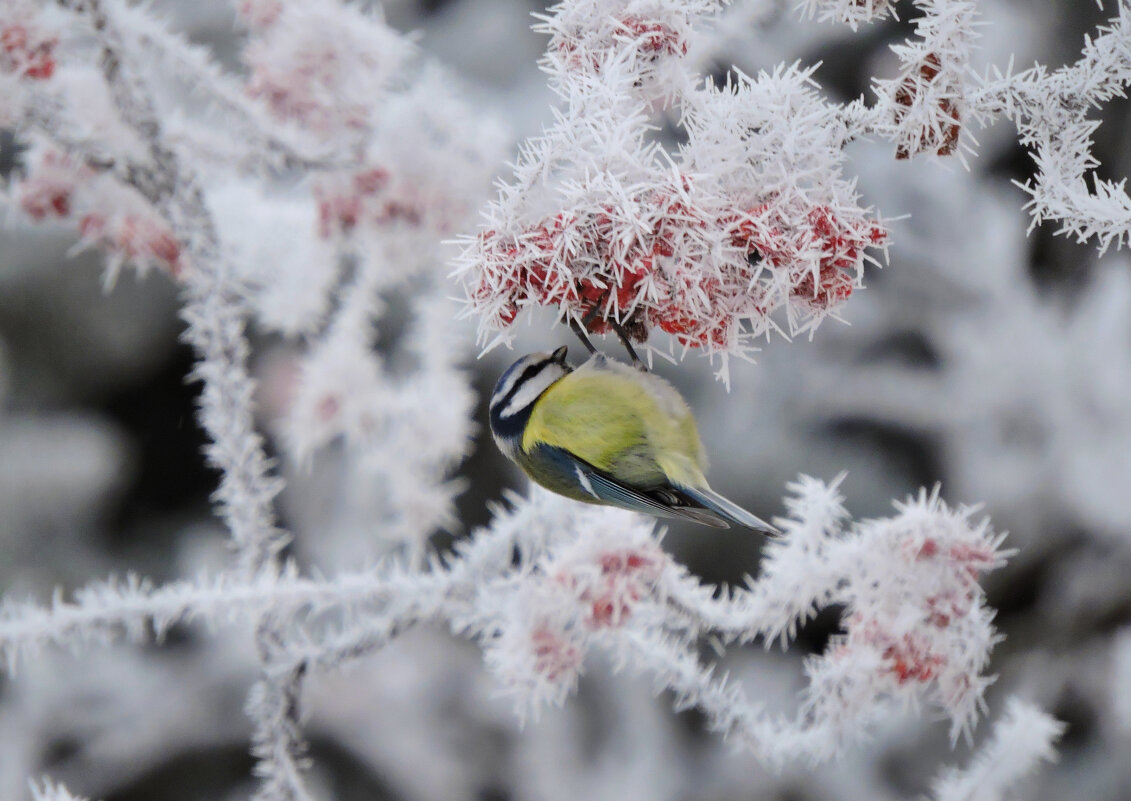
[680,486,780,535]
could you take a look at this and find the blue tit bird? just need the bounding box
[488,346,778,533]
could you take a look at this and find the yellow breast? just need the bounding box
[522,359,706,486]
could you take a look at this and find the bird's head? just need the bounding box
[489,345,572,455]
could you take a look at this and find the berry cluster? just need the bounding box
[559,547,665,628]
[489,528,669,705]
[236,0,283,30]
[80,212,183,278]
[17,150,79,219]
[831,517,1002,703]
[240,1,410,139]
[783,206,888,307]
[884,632,947,684]
[473,185,886,349]
[839,612,949,685]
[246,42,367,134]
[529,625,584,683]
[17,150,182,278]
[314,165,423,238]
[461,0,889,361]
[0,22,56,80]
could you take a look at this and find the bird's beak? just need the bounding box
[551,345,568,364]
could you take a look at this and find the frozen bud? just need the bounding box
[0,20,57,80]
[554,543,667,628]
[484,588,587,718]
[17,150,87,220]
[236,0,284,29]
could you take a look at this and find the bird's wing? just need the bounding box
[529,444,730,528]
[582,469,731,528]
[676,485,781,535]
[522,368,651,473]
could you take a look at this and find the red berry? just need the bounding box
[1,25,27,53]
[353,167,389,195]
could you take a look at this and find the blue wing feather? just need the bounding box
[676,485,780,535]
[522,445,731,528]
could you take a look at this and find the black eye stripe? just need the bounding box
[490,357,560,418]
[495,360,552,412]
[493,362,536,403]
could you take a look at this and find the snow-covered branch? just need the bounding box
[930,698,1065,801]
[0,478,1018,768]
[1,1,497,798]
[973,7,1131,251]
[23,0,290,574]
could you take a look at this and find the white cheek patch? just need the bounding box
[500,367,562,418]
[491,369,524,408]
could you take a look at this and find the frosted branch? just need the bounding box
[930,698,1065,801]
[0,567,458,670]
[970,7,1131,251]
[0,477,1021,765]
[47,0,289,573]
[114,1,341,173]
[248,648,317,801]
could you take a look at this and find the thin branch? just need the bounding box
[115,1,347,173]
[53,0,289,576]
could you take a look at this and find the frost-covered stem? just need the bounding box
[0,508,540,674]
[835,98,884,144]
[968,6,1131,118]
[291,579,460,671]
[614,627,839,764]
[114,2,341,173]
[245,566,460,801]
[659,544,853,644]
[0,479,1021,767]
[658,478,855,644]
[0,571,412,669]
[970,5,1131,250]
[48,4,300,796]
[247,623,313,798]
[930,698,1064,801]
[182,275,286,577]
[55,0,287,577]
[616,627,775,751]
[280,505,564,671]
[247,618,310,801]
